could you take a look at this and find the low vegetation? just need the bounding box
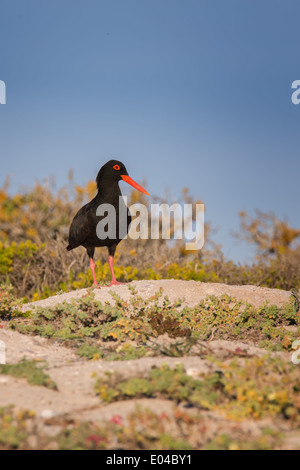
[3,288,299,359]
[0,359,57,390]
[94,360,300,422]
[0,402,287,450]
[0,287,299,450]
[1,354,299,450]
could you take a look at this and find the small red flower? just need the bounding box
[110,414,123,425]
[86,434,107,447]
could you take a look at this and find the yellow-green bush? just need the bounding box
[0,241,42,275]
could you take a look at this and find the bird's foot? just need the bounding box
[109,280,126,286]
[92,281,101,288]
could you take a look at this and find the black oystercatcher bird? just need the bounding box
[66,160,149,287]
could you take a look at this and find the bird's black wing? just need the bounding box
[67,204,94,250]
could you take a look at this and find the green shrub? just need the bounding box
[0,358,57,390]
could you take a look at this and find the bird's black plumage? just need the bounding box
[67,160,148,286]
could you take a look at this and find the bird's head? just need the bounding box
[96,160,149,195]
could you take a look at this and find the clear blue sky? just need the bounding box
[0,0,300,263]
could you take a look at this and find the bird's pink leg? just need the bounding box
[90,258,100,287]
[108,255,124,286]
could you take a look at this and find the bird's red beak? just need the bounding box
[121,175,149,195]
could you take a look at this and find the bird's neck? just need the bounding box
[96,182,122,202]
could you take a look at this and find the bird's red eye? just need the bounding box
[113,164,120,170]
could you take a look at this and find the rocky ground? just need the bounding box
[0,280,299,450]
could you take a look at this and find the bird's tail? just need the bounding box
[66,245,73,251]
